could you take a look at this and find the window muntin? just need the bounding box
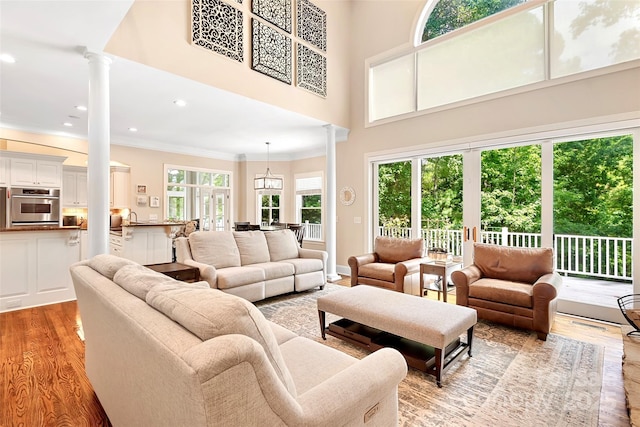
[260,193,281,225]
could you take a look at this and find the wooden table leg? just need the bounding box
[318,310,326,340]
[467,325,474,357]
[435,347,444,388]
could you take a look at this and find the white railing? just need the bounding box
[378,226,633,282]
[304,222,322,241]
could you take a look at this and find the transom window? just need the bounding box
[165,165,230,223]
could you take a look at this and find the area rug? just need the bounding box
[255,284,604,427]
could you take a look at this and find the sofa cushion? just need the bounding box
[264,229,300,261]
[113,264,209,300]
[249,262,295,280]
[281,258,324,275]
[374,237,423,264]
[473,243,554,284]
[468,277,533,308]
[87,254,138,279]
[216,266,265,289]
[358,263,395,283]
[145,285,297,396]
[233,231,271,265]
[188,231,241,269]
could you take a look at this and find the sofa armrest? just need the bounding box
[179,259,217,289]
[451,265,482,307]
[298,247,328,264]
[348,253,377,286]
[532,272,563,339]
[532,272,563,299]
[396,257,429,275]
[296,348,407,425]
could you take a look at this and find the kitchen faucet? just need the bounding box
[127,211,138,224]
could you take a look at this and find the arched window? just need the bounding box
[419,0,528,43]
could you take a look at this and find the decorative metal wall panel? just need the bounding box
[252,0,291,33]
[192,0,244,63]
[296,0,326,52]
[296,43,326,97]
[252,19,292,84]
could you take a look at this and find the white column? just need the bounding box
[324,124,341,282]
[84,51,112,257]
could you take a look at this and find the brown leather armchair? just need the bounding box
[451,243,563,340]
[348,236,427,295]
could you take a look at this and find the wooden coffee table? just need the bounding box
[317,285,477,387]
[145,262,200,283]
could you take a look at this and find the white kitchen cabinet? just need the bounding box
[0,156,9,185]
[11,157,63,187]
[109,226,173,265]
[0,229,80,312]
[110,166,130,209]
[62,166,88,207]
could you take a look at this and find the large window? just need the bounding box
[165,165,231,230]
[369,0,640,122]
[295,174,323,241]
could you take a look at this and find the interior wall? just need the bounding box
[105,0,351,128]
[335,0,640,269]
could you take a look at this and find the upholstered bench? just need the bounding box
[317,285,477,387]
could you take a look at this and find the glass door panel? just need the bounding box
[480,145,542,247]
[377,160,412,238]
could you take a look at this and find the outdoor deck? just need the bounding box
[556,276,631,324]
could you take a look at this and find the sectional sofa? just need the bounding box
[175,229,327,302]
[70,254,407,426]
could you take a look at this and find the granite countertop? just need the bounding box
[0,225,81,232]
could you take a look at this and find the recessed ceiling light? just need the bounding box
[128,127,138,132]
[0,54,16,63]
[63,122,73,127]
[75,105,87,111]
[173,99,187,107]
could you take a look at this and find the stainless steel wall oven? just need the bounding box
[10,187,60,226]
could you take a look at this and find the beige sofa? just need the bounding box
[71,254,407,427]
[175,229,327,302]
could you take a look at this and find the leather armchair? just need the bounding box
[348,236,427,295]
[451,243,563,340]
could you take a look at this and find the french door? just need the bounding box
[199,189,230,231]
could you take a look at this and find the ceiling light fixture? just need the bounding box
[128,127,138,132]
[75,105,87,111]
[63,122,73,127]
[0,54,16,63]
[254,142,283,191]
[173,99,187,107]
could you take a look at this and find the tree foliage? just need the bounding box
[422,0,526,42]
[377,136,633,238]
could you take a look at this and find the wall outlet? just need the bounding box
[149,214,158,221]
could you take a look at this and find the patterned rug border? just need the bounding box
[256,284,604,427]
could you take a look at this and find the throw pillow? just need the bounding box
[146,285,297,396]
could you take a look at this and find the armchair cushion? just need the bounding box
[359,263,395,283]
[473,243,553,284]
[374,236,423,263]
[468,278,533,308]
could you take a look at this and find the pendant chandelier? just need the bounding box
[254,142,283,190]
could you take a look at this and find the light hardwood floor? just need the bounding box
[0,278,631,426]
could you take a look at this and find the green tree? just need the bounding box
[378,161,412,227]
[421,155,463,228]
[422,0,526,42]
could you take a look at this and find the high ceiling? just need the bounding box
[0,1,345,161]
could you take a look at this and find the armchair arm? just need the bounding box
[296,348,407,426]
[348,253,377,287]
[394,257,430,292]
[532,272,563,340]
[451,265,482,307]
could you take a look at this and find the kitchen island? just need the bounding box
[0,226,81,312]
[110,221,185,265]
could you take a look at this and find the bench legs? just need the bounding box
[318,310,326,340]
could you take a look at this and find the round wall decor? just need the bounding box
[340,186,355,205]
